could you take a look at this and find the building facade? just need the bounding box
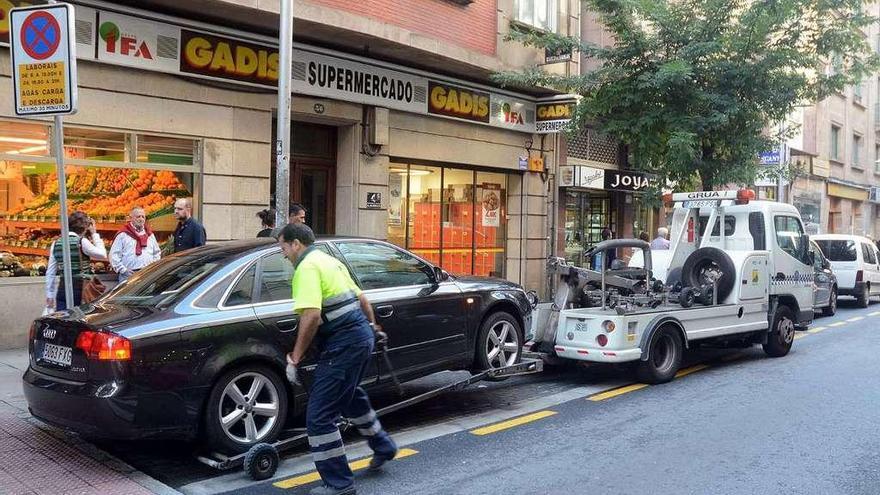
[0,0,582,335]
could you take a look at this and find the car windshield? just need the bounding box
[815,240,857,262]
[104,252,229,307]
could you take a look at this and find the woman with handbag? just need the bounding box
[44,211,108,311]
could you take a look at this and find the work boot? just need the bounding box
[309,484,356,495]
[368,448,399,471]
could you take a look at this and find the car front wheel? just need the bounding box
[473,311,523,378]
[204,365,288,454]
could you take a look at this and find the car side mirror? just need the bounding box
[432,266,449,283]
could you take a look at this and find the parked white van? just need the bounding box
[812,234,880,308]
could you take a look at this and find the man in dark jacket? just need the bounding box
[172,198,206,253]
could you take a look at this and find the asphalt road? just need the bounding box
[210,300,880,495]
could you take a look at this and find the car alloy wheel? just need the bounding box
[219,372,281,444]
[778,316,795,345]
[486,320,520,368]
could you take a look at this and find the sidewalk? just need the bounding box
[0,347,181,495]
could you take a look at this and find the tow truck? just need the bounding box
[528,189,815,383]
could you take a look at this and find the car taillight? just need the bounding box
[856,270,864,283]
[28,323,35,341]
[596,334,608,347]
[75,331,131,361]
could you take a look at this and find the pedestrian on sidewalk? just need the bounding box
[651,227,671,250]
[256,208,276,238]
[45,211,108,311]
[172,197,206,253]
[289,203,307,225]
[110,206,161,283]
[279,223,398,495]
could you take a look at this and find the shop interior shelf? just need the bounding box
[2,213,177,232]
[0,245,47,256]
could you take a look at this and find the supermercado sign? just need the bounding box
[0,3,550,133]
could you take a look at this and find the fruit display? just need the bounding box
[0,166,191,276]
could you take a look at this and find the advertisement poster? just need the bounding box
[388,174,402,225]
[481,183,501,227]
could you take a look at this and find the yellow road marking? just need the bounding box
[869,311,880,317]
[721,353,744,362]
[470,410,558,435]
[794,333,808,340]
[273,448,419,489]
[675,364,709,378]
[847,317,865,322]
[807,326,826,334]
[829,321,847,327]
[588,383,649,401]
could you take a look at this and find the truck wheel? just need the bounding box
[682,247,736,303]
[636,326,683,384]
[763,305,795,358]
[473,311,523,380]
[822,288,837,317]
[204,365,288,455]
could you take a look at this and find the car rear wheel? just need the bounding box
[204,365,288,454]
[857,286,869,308]
[473,311,522,380]
[822,288,837,317]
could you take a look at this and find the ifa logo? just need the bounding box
[99,21,153,59]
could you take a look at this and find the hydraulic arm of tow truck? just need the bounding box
[548,239,654,309]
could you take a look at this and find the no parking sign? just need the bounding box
[9,3,78,115]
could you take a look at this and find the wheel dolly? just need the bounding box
[195,355,543,480]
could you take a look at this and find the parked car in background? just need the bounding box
[812,234,880,308]
[809,240,837,316]
[23,238,532,454]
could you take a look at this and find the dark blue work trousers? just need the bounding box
[307,325,397,489]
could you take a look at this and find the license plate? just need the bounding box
[42,343,72,367]
[683,200,717,208]
[574,322,589,332]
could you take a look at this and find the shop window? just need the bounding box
[388,163,507,277]
[137,135,196,166]
[0,120,200,278]
[442,168,476,275]
[563,190,613,267]
[0,120,50,157]
[64,128,127,162]
[514,0,557,32]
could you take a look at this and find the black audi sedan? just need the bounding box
[23,238,532,453]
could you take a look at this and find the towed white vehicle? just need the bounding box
[528,190,814,383]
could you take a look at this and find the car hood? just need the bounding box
[453,275,524,292]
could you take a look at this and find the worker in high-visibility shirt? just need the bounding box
[279,223,398,495]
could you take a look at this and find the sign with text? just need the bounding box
[490,95,535,133]
[535,99,576,134]
[10,3,78,115]
[603,169,652,192]
[428,81,490,123]
[98,11,181,73]
[544,46,572,64]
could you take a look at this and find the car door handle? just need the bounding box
[277,318,298,332]
[375,305,394,318]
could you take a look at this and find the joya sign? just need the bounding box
[558,165,653,191]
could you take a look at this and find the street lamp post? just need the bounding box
[275,0,293,230]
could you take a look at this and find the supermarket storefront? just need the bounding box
[0,0,561,344]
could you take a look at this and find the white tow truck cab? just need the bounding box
[529,189,814,383]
